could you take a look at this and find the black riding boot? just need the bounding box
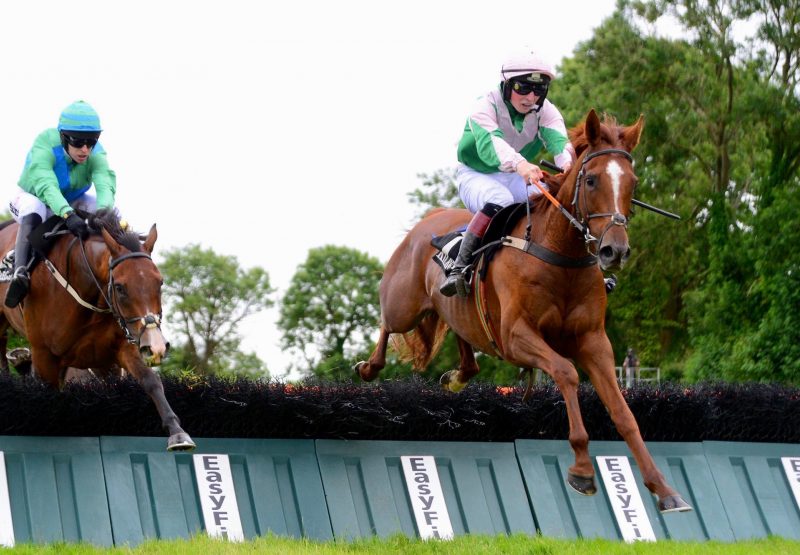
[439,231,482,298]
[4,213,42,308]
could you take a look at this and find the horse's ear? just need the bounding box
[143,224,157,254]
[101,228,123,258]
[585,109,602,146]
[620,114,645,152]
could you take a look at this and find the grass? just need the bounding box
[4,534,800,554]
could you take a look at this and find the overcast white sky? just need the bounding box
[0,0,620,378]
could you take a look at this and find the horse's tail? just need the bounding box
[390,312,449,371]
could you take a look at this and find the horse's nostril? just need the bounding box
[599,245,614,260]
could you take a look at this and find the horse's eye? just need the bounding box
[586,175,597,188]
[114,283,127,296]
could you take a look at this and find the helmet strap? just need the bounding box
[535,91,547,111]
[501,81,512,102]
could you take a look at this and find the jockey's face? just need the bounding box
[510,89,539,114]
[66,143,92,164]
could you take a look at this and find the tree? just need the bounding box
[407,168,462,219]
[278,245,383,379]
[159,244,274,376]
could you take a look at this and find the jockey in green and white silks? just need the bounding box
[440,48,577,298]
[5,100,117,308]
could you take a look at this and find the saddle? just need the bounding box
[0,216,67,282]
[431,203,528,280]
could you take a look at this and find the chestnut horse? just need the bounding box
[0,210,194,451]
[355,110,690,512]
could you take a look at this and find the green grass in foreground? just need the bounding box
[3,534,800,554]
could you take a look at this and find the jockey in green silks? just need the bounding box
[440,48,576,298]
[5,100,117,308]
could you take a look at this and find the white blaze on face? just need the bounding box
[606,160,625,214]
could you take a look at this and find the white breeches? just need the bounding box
[456,165,544,214]
[9,187,98,223]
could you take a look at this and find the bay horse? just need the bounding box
[0,210,195,451]
[355,110,690,512]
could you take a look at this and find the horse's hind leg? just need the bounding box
[354,327,390,381]
[440,336,479,393]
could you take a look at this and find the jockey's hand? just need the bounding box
[65,212,89,239]
[516,160,544,185]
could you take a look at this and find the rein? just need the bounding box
[41,229,163,346]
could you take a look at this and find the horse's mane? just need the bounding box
[82,208,144,253]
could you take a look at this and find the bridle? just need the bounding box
[42,233,164,346]
[104,250,164,345]
[571,148,634,256]
[513,147,635,261]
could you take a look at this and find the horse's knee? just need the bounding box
[549,361,579,391]
[137,369,164,395]
[609,411,638,438]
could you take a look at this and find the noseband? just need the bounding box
[571,148,633,255]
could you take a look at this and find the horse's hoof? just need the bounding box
[353,361,376,382]
[567,472,597,496]
[439,370,467,393]
[658,494,692,513]
[167,433,196,452]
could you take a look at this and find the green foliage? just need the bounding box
[278,245,383,378]
[158,244,273,377]
[406,168,463,219]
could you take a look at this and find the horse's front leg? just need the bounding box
[504,323,595,494]
[575,331,691,513]
[118,346,195,452]
[439,335,479,393]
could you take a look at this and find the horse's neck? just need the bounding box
[526,177,586,257]
[65,239,109,291]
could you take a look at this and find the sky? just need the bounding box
[0,0,621,378]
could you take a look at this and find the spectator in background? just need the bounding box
[623,347,640,388]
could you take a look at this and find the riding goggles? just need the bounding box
[63,133,99,149]
[511,79,549,96]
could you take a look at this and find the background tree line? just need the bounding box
[4,1,798,384]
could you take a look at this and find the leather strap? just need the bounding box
[503,236,597,268]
